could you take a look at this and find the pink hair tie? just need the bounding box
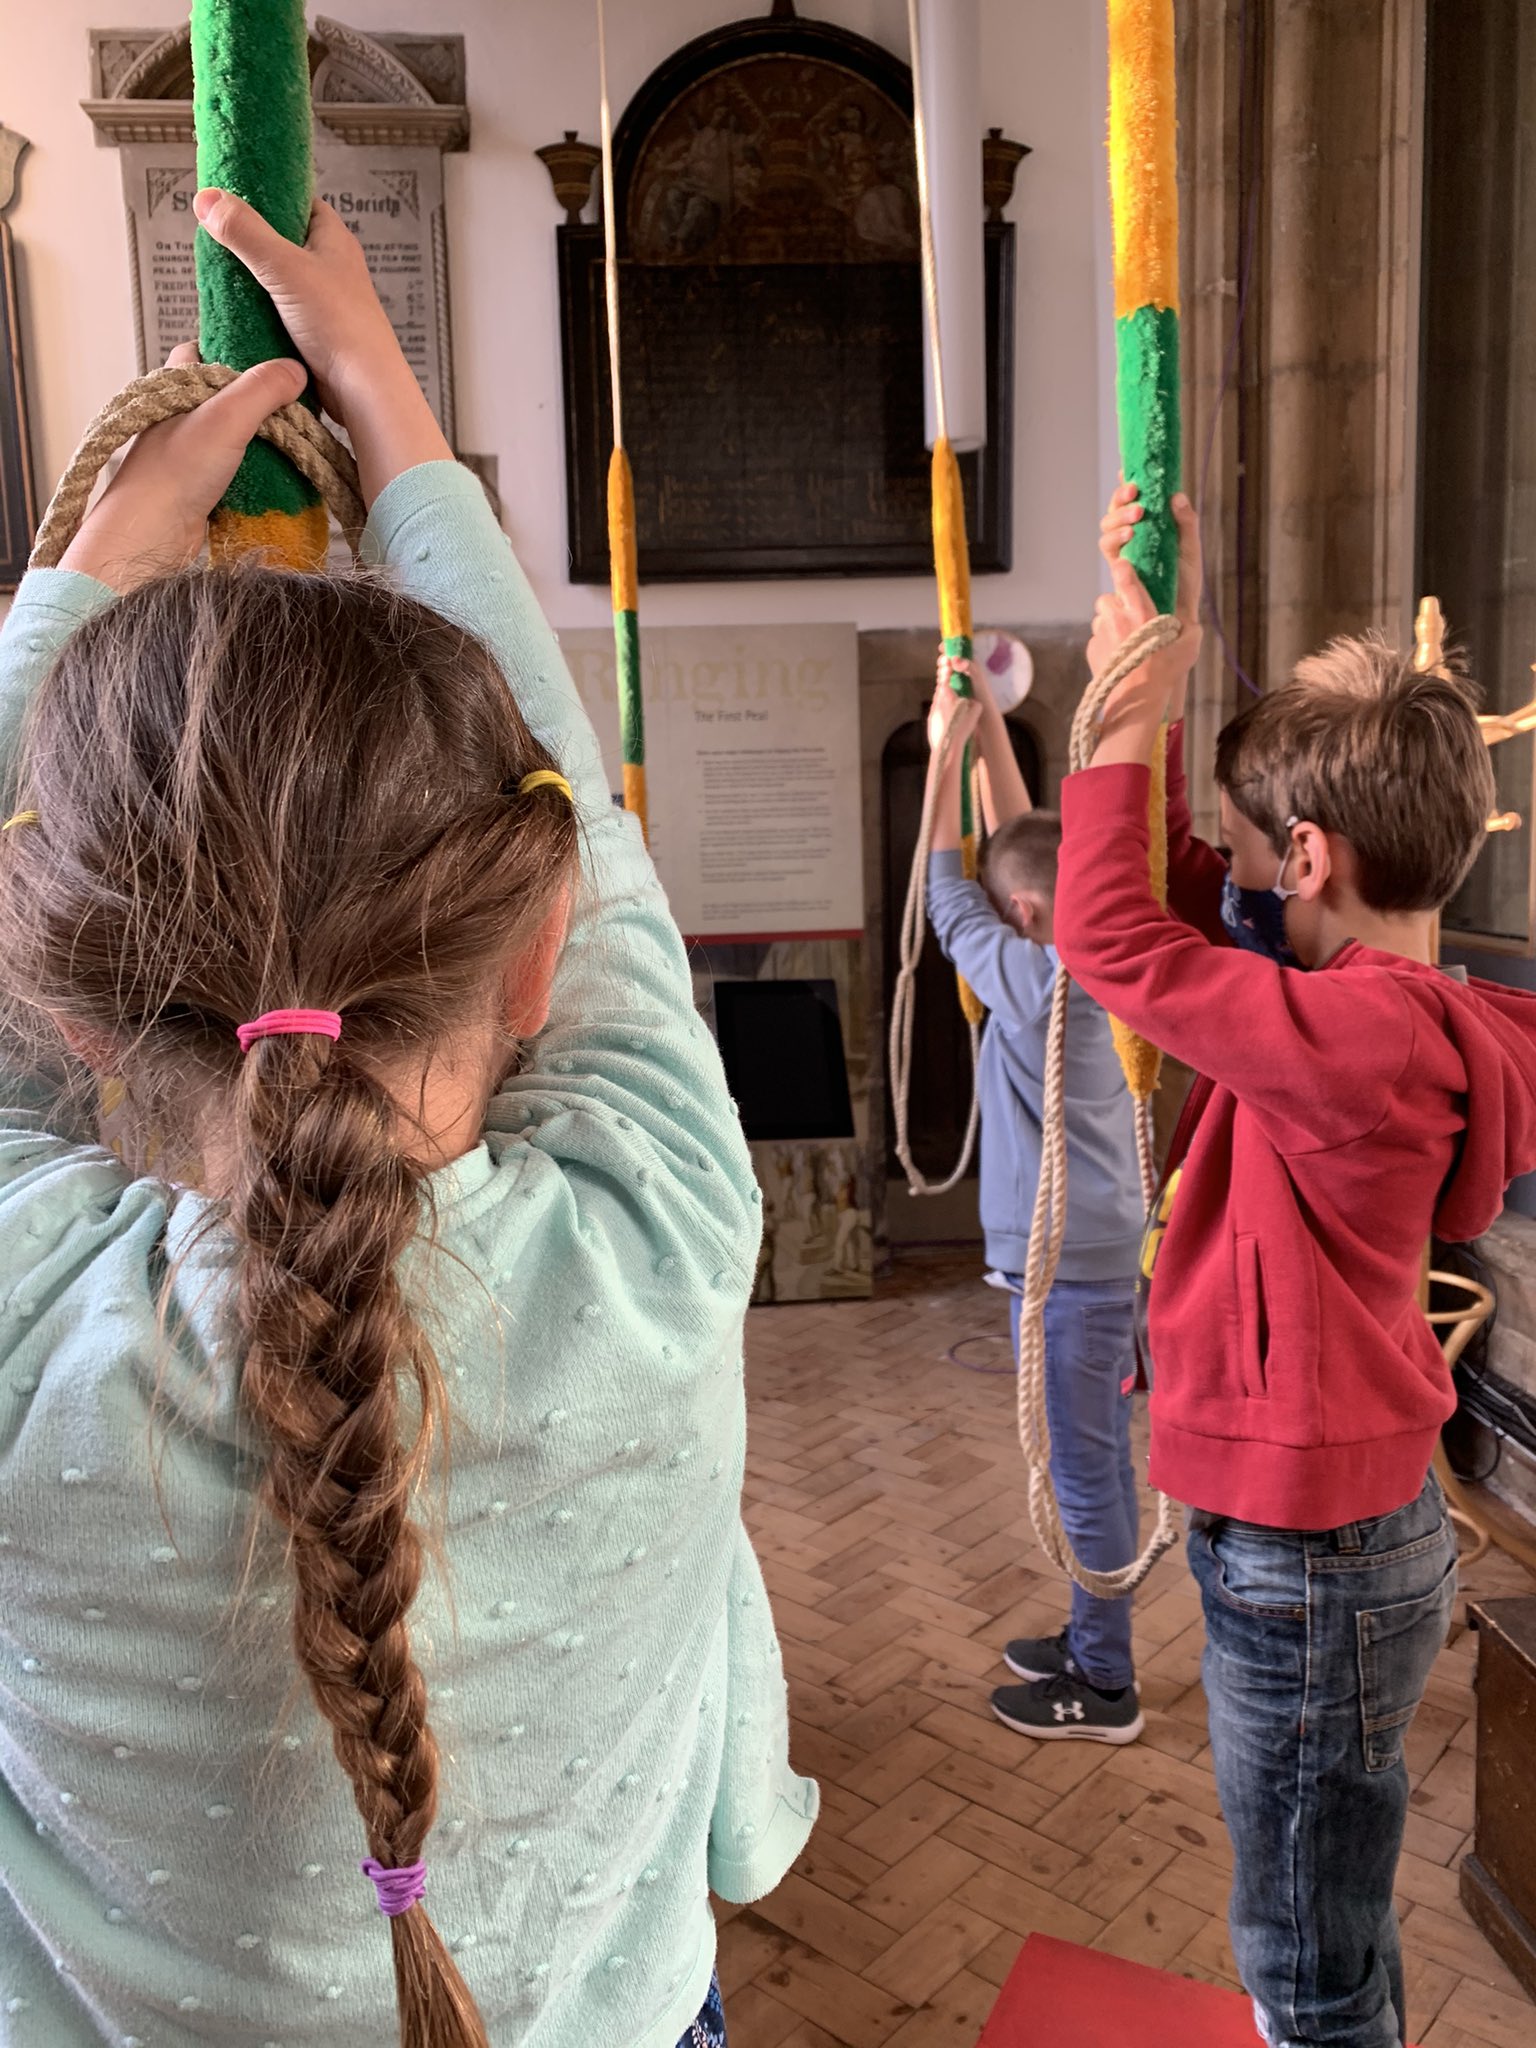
[361,1857,427,1918]
[235,1008,343,1055]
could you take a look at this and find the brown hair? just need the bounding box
[981,810,1062,904]
[0,567,580,2047]
[1215,633,1494,912]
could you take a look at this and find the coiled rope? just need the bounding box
[1017,611,1184,1597]
[888,646,984,1196]
[29,362,364,570]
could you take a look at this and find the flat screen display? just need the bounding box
[712,978,856,1142]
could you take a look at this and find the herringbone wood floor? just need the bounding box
[718,1248,1536,2048]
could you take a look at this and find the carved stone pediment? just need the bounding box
[84,19,469,151]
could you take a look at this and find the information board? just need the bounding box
[559,623,864,943]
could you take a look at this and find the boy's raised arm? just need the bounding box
[1066,489,1416,1148]
[971,668,1032,830]
[1056,761,1415,1152]
[923,674,1056,1029]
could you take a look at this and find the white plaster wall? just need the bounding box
[6,0,1109,629]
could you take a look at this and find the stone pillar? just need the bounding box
[1177,0,1250,844]
[1176,0,1424,830]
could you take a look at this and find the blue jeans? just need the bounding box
[1187,1473,1457,2048]
[1008,1273,1139,1689]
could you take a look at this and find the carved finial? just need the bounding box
[0,125,29,217]
[1414,594,1447,675]
[983,128,1030,223]
[535,130,603,225]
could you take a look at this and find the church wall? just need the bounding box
[6,1,1121,1259]
[6,0,1113,634]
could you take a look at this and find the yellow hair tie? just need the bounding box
[518,771,573,802]
[2,810,39,832]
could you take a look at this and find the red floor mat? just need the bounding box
[976,1932,1426,2047]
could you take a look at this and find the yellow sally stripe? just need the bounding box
[622,761,649,843]
[209,502,331,571]
[931,437,973,649]
[607,448,639,614]
[1108,0,1180,319]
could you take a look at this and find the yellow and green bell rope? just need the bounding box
[910,0,982,1033]
[191,0,329,570]
[97,0,324,1161]
[1008,0,1189,1597]
[597,0,647,841]
[1106,0,1180,1107]
[888,0,984,1197]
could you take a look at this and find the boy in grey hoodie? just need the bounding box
[925,667,1147,1742]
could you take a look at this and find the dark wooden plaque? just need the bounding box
[0,128,37,592]
[555,14,1014,584]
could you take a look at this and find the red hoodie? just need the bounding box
[1056,729,1536,1529]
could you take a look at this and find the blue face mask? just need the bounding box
[1220,838,1302,968]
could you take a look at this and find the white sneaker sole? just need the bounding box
[990,1699,1146,1744]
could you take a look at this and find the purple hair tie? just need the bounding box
[361,1857,427,1918]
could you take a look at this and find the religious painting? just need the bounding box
[628,63,917,265]
[550,11,1018,583]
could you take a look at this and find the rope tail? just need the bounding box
[888,676,983,1197]
[1015,614,1183,1598]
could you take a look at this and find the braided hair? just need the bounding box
[0,567,581,2045]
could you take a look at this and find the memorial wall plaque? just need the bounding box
[86,21,467,449]
[546,12,1022,584]
[118,141,450,433]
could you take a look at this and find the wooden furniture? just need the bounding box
[540,11,1025,582]
[0,123,37,590]
[1463,1598,1536,2001]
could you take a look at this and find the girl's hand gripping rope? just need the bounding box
[57,353,306,593]
[193,190,452,508]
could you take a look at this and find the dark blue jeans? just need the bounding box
[1188,1473,1457,2047]
[1008,1273,1139,1689]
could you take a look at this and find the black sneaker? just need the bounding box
[1003,1629,1072,1682]
[991,1670,1145,1744]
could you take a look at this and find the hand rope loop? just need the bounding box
[29,363,365,571]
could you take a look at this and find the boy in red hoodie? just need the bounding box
[1053,483,1536,2048]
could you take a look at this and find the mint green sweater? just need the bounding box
[0,462,817,2048]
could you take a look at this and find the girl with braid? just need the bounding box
[0,194,814,2048]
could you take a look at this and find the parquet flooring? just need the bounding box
[720,1248,1536,2048]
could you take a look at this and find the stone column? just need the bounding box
[1176,0,1425,829]
[1177,0,1251,844]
